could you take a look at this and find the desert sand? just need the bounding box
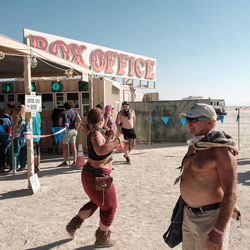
[0,106,249,250]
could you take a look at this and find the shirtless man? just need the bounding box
[115,101,136,163]
[179,103,237,250]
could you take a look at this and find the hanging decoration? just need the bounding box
[31,56,38,68]
[236,114,239,123]
[179,117,186,127]
[218,115,224,123]
[65,68,74,78]
[149,116,152,124]
[161,117,169,125]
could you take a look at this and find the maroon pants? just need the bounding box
[80,167,117,226]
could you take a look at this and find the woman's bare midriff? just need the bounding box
[87,156,113,170]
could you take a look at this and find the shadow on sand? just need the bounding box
[26,238,72,250]
[237,158,250,166]
[74,245,96,250]
[0,165,82,182]
[238,171,250,186]
[0,188,33,200]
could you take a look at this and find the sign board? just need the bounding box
[25,95,42,112]
[23,29,156,82]
[29,173,41,194]
[82,73,88,82]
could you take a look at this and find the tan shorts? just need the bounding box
[62,129,77,144]
[182,206,230,250]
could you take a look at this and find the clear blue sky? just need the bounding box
[1,0,250,105]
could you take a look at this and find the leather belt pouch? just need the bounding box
[95,176,113,191]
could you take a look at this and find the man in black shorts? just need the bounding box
[116,101,136,163]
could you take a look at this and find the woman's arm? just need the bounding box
[91,131,124,156]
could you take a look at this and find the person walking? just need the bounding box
[32,112,41,173]
[115,101,136,163]
[66,108,125,247]
[178,103,238,250]
[58,102,81,166]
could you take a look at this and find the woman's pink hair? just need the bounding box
[105,104,113,117]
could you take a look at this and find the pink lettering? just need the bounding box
[118,53,129,75]
[50,40,70,60]
[129,56,135,77]
[69,43,88,68]
[135,58,146,78]
[28,35,48,52]
[91,49,107,72]
[145,60,155,80]
[105,51,118,74]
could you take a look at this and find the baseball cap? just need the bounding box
[122,101,129,105]
[180,103,217,121]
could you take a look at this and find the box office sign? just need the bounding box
[23,29,156,81]
[25,95,42,112]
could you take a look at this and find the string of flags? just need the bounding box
[148,115,236,126]
[0,118,70,143]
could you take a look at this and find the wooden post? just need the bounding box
[89,75,94,109]
[23,55,34,189]
[148,112,151,147]
[238,107,240,151]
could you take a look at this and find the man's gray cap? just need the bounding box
[180,103,217,121]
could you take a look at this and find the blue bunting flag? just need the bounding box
[161,117,169,125]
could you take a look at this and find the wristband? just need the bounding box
[116,137,121,145]
[213,226,224,236]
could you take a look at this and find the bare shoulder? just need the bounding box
[211,147,237,169]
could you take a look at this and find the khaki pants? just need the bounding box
[182,206,230,250]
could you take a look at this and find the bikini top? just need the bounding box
[87,133,112,161]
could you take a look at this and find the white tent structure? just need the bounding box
[0,34,92,190]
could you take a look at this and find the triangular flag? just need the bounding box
[149,116,152,124]
[161,117,169,125]
[0,125,5,133]
[236,114,239,123]
[179,118,186,127]
[218,115,224,123]
[51,127,64,143]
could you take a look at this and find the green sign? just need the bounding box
[3,83,11,93]
[78,81,88,91]
[52,81,62,92]
[31,82,36,92]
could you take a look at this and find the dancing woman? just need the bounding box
[66,108,124,247]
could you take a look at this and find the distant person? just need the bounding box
[32,112,41,173]
[0,108,11,174]
[66,108,125,247]
[96,103,104,110]
[52,108,64,154]
[9,105,26,172]
[178,103,238,249]
[115,101,136,164]
[104,104,115,139]
[58,102,81,166]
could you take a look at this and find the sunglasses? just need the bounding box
[186,117,210,123]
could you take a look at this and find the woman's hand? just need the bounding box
[106,129,115,138]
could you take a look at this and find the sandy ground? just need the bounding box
[0,106,249,250]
